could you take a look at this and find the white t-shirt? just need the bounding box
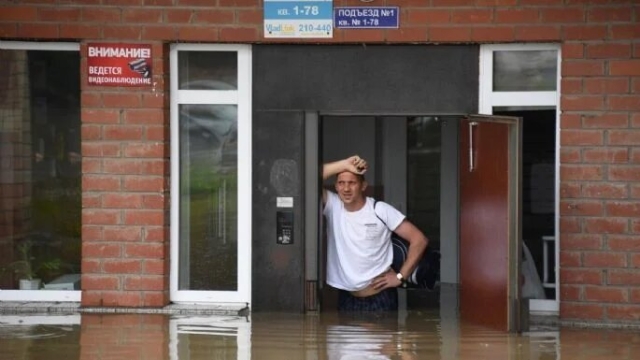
[323,191,405,291]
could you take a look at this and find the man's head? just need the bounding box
[335,171,367,210]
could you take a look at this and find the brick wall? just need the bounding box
[0,0,638,323]
[80,41,170,308]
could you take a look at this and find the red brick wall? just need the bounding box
[1,1,638,323]
[79,42,170,308]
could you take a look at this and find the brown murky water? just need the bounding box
[1,310,639,360]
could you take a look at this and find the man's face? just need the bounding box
[335,172,367,206]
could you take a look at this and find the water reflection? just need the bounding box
[0,312,639,359]
[172,315,249,360]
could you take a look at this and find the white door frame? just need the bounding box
[479,43,561,313]
[169,44,252,304]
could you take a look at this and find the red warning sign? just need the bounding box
[87,43,152,87]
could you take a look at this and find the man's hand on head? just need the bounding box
[322,155,368,205]
[345,155,368,175]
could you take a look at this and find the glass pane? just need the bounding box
[179,104,238,291]
[493,50,557,91]
[0,50,81,290]
[407,116,441,248]
[178,51,238,90]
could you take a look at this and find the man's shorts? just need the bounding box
[338,287,398,312]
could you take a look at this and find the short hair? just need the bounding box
[336,171,365,183]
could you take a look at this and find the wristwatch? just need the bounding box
[396,272,407,287]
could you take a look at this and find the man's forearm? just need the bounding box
[399,237,428,280]
[323,159,348,180]
[324,155,367,180]
[390,221,428,282]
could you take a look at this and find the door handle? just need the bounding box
[469,121,478,172]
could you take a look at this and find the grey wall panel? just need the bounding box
[441,119,460,284]
[252,110,305,312]
[254,45,478,114]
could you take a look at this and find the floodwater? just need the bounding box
[1,309,639,360]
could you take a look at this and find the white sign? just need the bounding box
[264,0,333,38]
[277,197,294,208]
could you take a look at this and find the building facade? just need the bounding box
[0,0,639,328]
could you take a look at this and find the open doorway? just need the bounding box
[318,115,454,311]
[316,114,524,331]
[479,44,560,313]
[495,108,557,304]
[252,44,478,312]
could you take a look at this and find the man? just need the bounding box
[323,155,430,311]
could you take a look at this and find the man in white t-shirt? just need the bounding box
[323,155,429,311]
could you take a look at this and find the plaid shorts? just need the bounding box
[338,287,398,312]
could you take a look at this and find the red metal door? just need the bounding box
[459,115,522,332]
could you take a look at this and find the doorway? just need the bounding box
[318,115,449,311]
[315,113,523,331]
[479,44,561,313]
[251,44,479,312]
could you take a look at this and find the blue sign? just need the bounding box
[334,7,399,29]
[264,0,333,38]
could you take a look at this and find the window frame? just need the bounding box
[479,43,561,314]
[0,41,81,302]
[169,44,252,305]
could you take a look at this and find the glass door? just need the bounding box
[170,44,252,304]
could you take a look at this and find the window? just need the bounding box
[170,44,251,304]
[493,50,557,91]
[0,42,81,301]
